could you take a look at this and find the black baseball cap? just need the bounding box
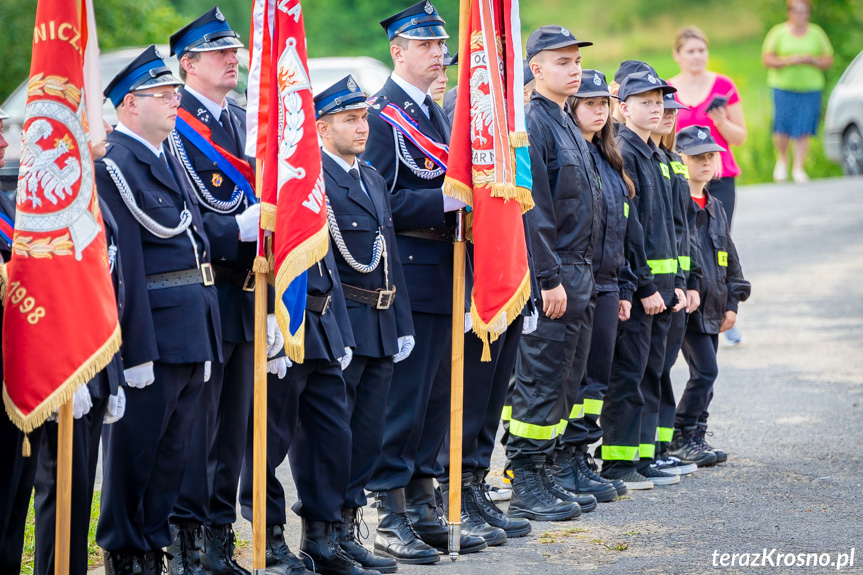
[661,79,689,110]
[576,69,613,98]
[613,60,656,84]
[676,125,726,155]
[618,70,675,101]
[526,25,592,62]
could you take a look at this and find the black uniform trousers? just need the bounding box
[675,331,720,428]
[0,418,42,573]
[368,311,452,489]
[636,308,674,470]
[560,298,596,449]
[239,361,351,525]
[580,290,621,446]
[343,355,394,509]
[98,362,206,552]
[174,340,254,526]
[439,315,523,475]
[506,263,593,461]
[34,396,109,575]
[658,310,688,451]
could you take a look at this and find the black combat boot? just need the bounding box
[668,426,718,467]
[169,522,206,575]
[372,488,440,565]
[552,446,618,503]
[201,524,250,575]
[335,507,397,573]
[470,471,531,537]
[694,423,728,463]
[403,477,487,554]
[440,473,507,547]
[536,456,597,513]
[575,447,627,497]
[507,457,579,521]
[104,550,147,575]
[266,524,315,575]
[300,519,378,575]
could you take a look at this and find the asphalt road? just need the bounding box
[94,176,863,574]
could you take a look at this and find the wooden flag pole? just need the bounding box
[447,0,471,562]
[55,399,73,575]
[253,160,268,574]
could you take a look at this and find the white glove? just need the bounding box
[339,347,353,371]
[266,314,285,358]
[235,203,261,242]
[124,362,155,389]
[72,385,93,419]
[464,312,473,334]
[267,356,292,379]
[104,387,126,424]
[443,194,468,213]
[523,309,538,335]
[204,361,212,382]
[393,335,415,363]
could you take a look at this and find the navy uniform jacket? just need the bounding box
[362,77,471,316]
[321,154,413,358]
[303,242,355,362]
[661,144,703,291]
[615,124,684,303]
[687,193,750,334]
[95,131,222,367]
[173,87,258,344]
[96,197,124,398]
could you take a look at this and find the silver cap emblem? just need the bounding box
[347,77,358,92]
[424,1,434,14]
[647,74,657,84]
[561,27,571,37]
[215,7,225,21]
[593,74,601,86]
[154,47,163,59]
[697,130,707,140]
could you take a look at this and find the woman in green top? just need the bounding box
[762,0,833,184]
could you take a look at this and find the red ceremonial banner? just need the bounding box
[2,0,120,431]
[444,0,533,360]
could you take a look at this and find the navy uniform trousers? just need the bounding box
[658,309,688,452]
[0,419,41,573]
[676,331,720,428]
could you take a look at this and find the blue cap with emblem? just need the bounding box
[380,1,449,41]
[618,70,676,101]
[575,69,614,99]
[660,78,689,110]
[314,75,369,119]
[676,125,726,156]
[613,60,656,84]
[526,25,592,62]
[170,6,243,58]
[104,45,182,108]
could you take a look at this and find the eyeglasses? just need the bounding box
[134,91,182,105]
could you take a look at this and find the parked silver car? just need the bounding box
[823,50,863,176]
[0,47,390,166]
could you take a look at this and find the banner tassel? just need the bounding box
[253,256,270,274]
[22,434,31,458]
[480,334,492,362]
[509,131,529,148]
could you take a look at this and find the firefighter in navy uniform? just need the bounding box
[314,75,414,574]
[360,1,487,562]
[166,9,283,574]
[95,46,222,575]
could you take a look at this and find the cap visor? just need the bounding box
[621,84,675,100]
[678,143,726,155]
[663,100,689,110]
[575,89,613,98]
[400,25,449,40]
[190,36,244,52]
[134,74,183,91]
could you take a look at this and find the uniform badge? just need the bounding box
[424,158,435,170]
[424,1,434,14]
[347,77,358,92]
[647,74,657,84]
[212,173,224,187]
[215,7,225,21]
[593,74,601,86]
[697,130,707,140]
[561,27,571,37]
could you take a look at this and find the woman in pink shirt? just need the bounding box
[669,26,747,226]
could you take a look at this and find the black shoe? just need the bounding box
[471,471,531,538]
[266,524,315,575]
[105,550,149,575]
[538,458,597,513]
[600,468,654,491]
[552,447,618,504]
[668,427,718,467]
[638,464,681,486]
[336,507,397,573]
[694,424,728,463]
[169,522,206,575]
[300,519,378,575]
[201,524,251,575]
[404,477,487,554]
[372,488,440,565]
[507,457,579,521]
[441,473,507,546]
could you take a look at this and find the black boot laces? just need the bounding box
[473,481,506,520]
[350,507,370,544]
[525,465,558,505]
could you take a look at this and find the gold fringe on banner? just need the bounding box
[260,202,278,232]
[273,224,330,364]
[490,182,518,200]
[253,255,269,274]
[443,177,474,207]
[469,270,531,362]
[509,131,529,148]
[517,187,535,212]
[3,323,122,439]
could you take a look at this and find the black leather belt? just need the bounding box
[213,265,256,292]
[146,264,214,290]
[343,284,396,310]
[397,227,454,242]
[306,293,332,315]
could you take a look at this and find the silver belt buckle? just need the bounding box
[242,271,256,292]
[376,289,395,310]
[200,263,215,286]
[320,294,332,315]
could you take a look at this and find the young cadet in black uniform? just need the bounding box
[95,46,222,575]
[557,70,644,502]
[361,1,486,562]
[600,70,687,490]
[671,126,750,465]
[313,75,414,574]
[166,9,286,574]
[504,25,601,522]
